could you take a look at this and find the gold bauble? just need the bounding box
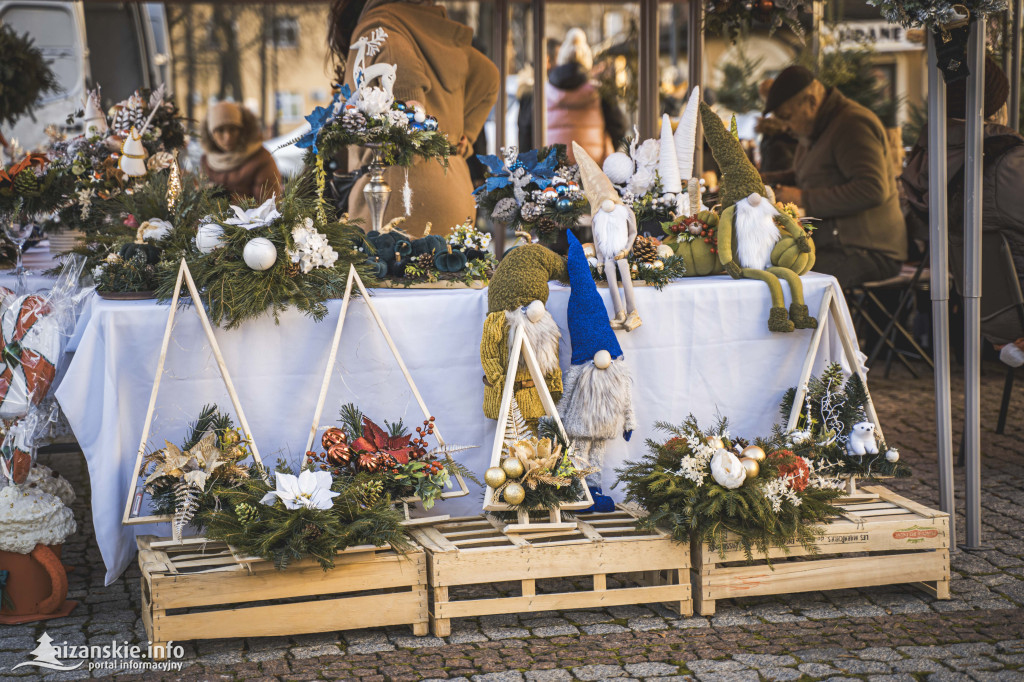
[739,457,760,478]
[503,481,526,505]
[707,436,725,449]
[742,445,767,462]
[484,466,507,489]
[501,457,525,479]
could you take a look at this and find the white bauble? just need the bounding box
[885,449,900,463]
[196,224,225,254]
[657,244,675,260]
[243,237,278,271]
[710,448,747,489]
[602,152,634,185]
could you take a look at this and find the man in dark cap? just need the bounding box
[902,55,1024,346]
[762,65,907,289]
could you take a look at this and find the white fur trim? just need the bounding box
[505,308,561,376]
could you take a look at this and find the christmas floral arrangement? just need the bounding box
[483,398,594,517]
[616,416,845,561]
[582,234,687,289]
[365,219,496,286]
[771,363,911,479]
[50,86,188,232]
[0,153,72,217]
[306,404,476,511]
[156,176,371,329]
[660,210,724,277]
[867,0,1004,28]
[704,0,809,39]
[474,146,588,251]
[142,405,253,540]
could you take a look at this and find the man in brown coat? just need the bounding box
[762,66,907,289]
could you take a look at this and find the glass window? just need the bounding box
[276,92,304,123]
[0,5,83,103]
[271,16,300,48]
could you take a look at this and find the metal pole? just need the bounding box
[1011,0,1023,131]
[810,0,825,73]
[492,0,508,256]
[639,0,660,140]
[688,0,704,176]
[927,33,956,550]
[963,19,985,549]
[531,0,546,150]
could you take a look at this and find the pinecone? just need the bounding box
[632,235,658,263]
[535,217,561,234]
[491,197,519,222]
[416,251,435,271]
[235,502,259,525]
[286,262,301,278]
[341,110,367,133]
[520,202,543,223]
[303,523,322,540]
[13,169,39,194]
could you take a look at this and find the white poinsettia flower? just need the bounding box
[633,139,660,171]
[358,88,393,117]
[710,448,746,489]
[225,196,282,230]
[260,469,339,510]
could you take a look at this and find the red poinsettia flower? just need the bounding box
[350,416,419,465]
[769,450,810,491]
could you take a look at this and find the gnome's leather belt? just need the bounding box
[482,376,535,389]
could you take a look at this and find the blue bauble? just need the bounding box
[555,197,572,212]
[394,101,407,112]
[556,184,569,196]
[405,110,416,122]
[411,121,426,131]
[510,160,525,171]
[424,116,439,131]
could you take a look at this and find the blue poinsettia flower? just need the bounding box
[473,149,559,195]
[296,84,353,154]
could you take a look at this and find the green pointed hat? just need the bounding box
[700,102,765,209]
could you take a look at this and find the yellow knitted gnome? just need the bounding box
[481,244,567,422]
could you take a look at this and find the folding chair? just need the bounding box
[848,250,935,379]
[979,232,1024,435]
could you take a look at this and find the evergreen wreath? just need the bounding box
[588,253,688,289]
[772,363,912,479]
[867,0,1005,28]
[0,25,59,129]
[155,173,373,329]
[615,416,844,562]
[704,0,808,40]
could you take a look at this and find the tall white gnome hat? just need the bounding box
[658,114,682,194]
[560,229,636,445]
[83,90,107,137]
[118,127,148,177]
[573,141,621,217]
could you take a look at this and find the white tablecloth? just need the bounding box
[56,272,859,584]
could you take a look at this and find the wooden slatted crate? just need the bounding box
[409,506,691,636]
[692,486,950,615]
[138,535,428,656]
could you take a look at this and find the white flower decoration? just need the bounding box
[710,448,746,489]
[632,139,660,171]
[358,88,393,117]
[224,196,282,230]
[628,167,656,195]
[260,469,339,511]
[287,218,340,274]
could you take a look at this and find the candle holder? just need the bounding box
[363,143,391,234]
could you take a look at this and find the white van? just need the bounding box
[0,0,171,153]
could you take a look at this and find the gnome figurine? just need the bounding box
[559,230,636,512]
[118,127,148,177]
[572,141,641,332]
[481,244,568,423]
[83,89,108,138]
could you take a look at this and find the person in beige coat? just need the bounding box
[329,0,498,238]
[200,102,282,203]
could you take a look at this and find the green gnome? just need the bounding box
[700,102,818,333]
[481,244,567,423]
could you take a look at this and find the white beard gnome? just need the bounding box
[572,141,641,332]
[559,229,637,512]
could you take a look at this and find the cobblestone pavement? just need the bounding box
[3,360,1023,681]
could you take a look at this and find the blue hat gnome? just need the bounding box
[559,230,637,512]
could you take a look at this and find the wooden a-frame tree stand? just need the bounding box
[122,260,265,545]
[304,264,469,525]
[785,285,885,500]
[483,323,593,534]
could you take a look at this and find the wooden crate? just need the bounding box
[692,486,951,615]
[138,536,428,654]
[409,506,691,636]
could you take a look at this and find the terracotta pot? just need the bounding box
[0,544,70,620]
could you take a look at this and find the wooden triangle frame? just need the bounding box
[304,265,469,525]
[122,259,264,528]
[786,285,884,499]
[482,323,594,533]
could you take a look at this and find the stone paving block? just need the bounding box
[792,647,850,662]
[472,673,525,682]
[391,635,447,648]
[924,672,974,681]
[857,647,905,661]
[449,632,491,644]
[608,606,654,620]
[943,657,1002,672]
[581,624,629,635]
[693,672,759,682]
[669,617,709,629]
[525,670,573,682]
[866,675,916,682]
[798,662,842,676]
[946,643,998,657]
[571,664,627,680]
[483,627,531,640]
[533,625,580,638]
[623,662,679,677]
[890,659,948,673]
[732,653,797,667]
[836,660,894,674]
[626,617,667,632]
[686,660,749,674]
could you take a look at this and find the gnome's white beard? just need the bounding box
[734,197,781,270]
[559,359,634,440]
[505,307,561,375]
[592,205,631,260]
